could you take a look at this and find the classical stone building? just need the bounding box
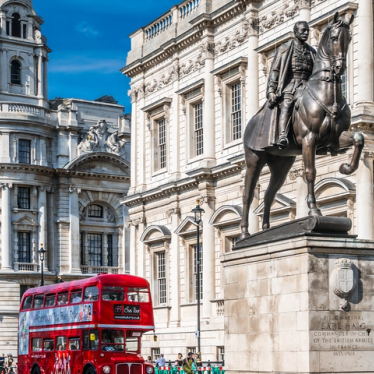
[0,0,131,356]
[122,0,374,362]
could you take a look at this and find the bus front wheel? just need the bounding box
[85,366,96,374]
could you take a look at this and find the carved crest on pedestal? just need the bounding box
[330,258,356,310]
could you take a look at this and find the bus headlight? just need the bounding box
[103,366,111,374]
[146,367,154,374]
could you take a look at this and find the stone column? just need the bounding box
[299,0,311,22]
[129,88,138,194]
[137,220,145,277]
[137,83,146,192]
[37,52,43,98]
[1,49,8,92]
[69,187,81,273]
[103,234,108,267]
[357,0,374,103]
[47,188,54,271]
[129,223,136,275]
[170,59,181,181]
[1,132,10,163]
[167,208,180,325]
[203,39,216,165]
[201,196,215,318]
[38,186,49,271]
[0,12,6,36]
[27,20,33,40]
[1,183,13,271]
[356,153,374,239]
[43,58,48,99]
[246,10,259,119]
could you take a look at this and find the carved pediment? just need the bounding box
[64,153,130,176]
[209,205,242,228]
[13,215,39,227]
[174,217,199,237]
[140,225,171,245]
[315,178,355,201]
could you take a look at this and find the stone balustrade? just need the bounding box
[81,266,119,275]
[179,0,200,20]
[14,262,39,272]
[145,12,173,41]
[0,102,51,118]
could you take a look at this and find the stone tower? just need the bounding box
[0,0,50,107]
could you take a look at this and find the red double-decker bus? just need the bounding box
[18,274,155,374]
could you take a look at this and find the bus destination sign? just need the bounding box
[114,304,140,320]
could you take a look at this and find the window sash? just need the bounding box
[88,204,103,218]
[18,187,30,209]
[194,103,203,156]
[193,245,203,300]
[107,234,113,267]
[18,232,31,263]
[87,233,102,267]
[19,139,31,164]
[157,119,166,169]
[157,252,166,304]
[231,82,242,141]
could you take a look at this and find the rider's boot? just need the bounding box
[276,112,290,150]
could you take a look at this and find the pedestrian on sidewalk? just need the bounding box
[174,353,183,367]
[182,352,194,374]
[155,354,166,368]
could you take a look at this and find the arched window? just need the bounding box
[12,13,21,37]
[11,60,21,85]
[88,204,103,218]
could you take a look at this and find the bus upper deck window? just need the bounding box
[33,294,44,309]
[22,296,33,310]
[102,287,124,301]
[128,288,149,303]
[70,290,82,304]
[57,293,68,305]
[56,337,66,351]
[84,286,99,301]
[45,294,55,307]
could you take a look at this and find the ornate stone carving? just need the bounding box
[215,18,255,56]
[125,217,146,228]
[260,53,269,77]
[239,65,246,86]
[165,208,180,218]
[199,195,216,205]
[181,96,187,116]
[215,76,222,97]
[107,208,115,223]
[68,187,82,194]
[1,183,13,190]
[289,168,304,181]
[79,207,86,221]
[330,258,357,311]
[259,1,301,33]
[78,120,126,155]
[164,104,171,124]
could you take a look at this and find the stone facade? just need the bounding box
[122,0,374,363]
[0,0,131,356]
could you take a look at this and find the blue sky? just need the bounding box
[33,0,178,113]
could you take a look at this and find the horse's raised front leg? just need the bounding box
[338,131,364,175]
[262,156,296,229]
[302,134,322,216]
[240,146,267,240]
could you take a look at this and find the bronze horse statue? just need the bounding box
[240,12,363,239]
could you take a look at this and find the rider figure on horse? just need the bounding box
[267,21,316,149]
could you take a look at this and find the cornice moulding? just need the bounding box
[141,97,172,112]
[211,57,248,76]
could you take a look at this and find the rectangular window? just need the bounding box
[193,245,203,301]
[33,294,44,309]
[22,295,33,310]
[19,139,31,164]
[107,235,113,267]
[69,338,80,351]
[18,187,30,209]
[20,285,33,300]
[127,288,150,303]
[32,338,42,351]
[84,286,99,301]
[70,290,82,304]
[231,82,242,141]
[217,346,225,362]
[157,118,166,169]
[6,21,9,36]
[88,233,102,266]
[194,102,203,156]
[23,24,27,39]
[56,337,66,351]
[18,232,31,263]
[152,348,160,361]
[83,330,90,351]
[187,347,196,354]
[45,294,55,307]
[157,252,166,305]
[88,205,103,218]
[57,292,68,305]
[44,339,54,352]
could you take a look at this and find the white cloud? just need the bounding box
[76,21,100,37]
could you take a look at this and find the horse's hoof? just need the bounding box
[263,223,270,230]
[339,163,352,175]
[240,232,250,240]
[308,209,322,217]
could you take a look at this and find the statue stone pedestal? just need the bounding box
[222,217,374,373]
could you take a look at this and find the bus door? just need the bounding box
[83,329,99,367]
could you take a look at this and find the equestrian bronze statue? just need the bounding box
[240,12,363,239]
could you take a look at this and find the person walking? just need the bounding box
[174,353,183,367]
[155,354,166,368]
[182,352,194,374]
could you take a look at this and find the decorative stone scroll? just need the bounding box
[330,258,357,311]
[78,120,126,155]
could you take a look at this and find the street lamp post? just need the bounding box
[38,243,47,287]
[192,200,204,366]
